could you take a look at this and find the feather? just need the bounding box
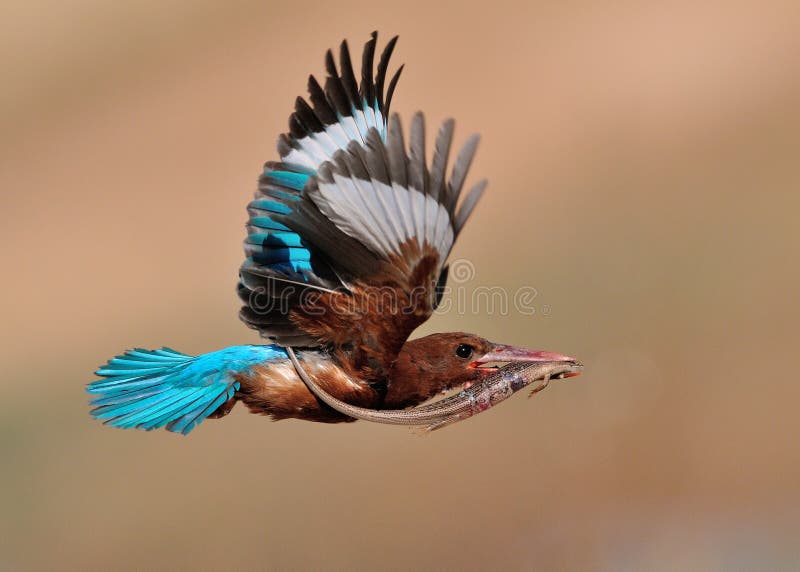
[145,392,213,430]
[429,119,455,202]
[433,265,449,310]
[168,389,235,435]
[385,65,404,117]
[324,51,351,117]
[386,115,414,241]
[445,133,481,212]
[360,32,378,129]
[277,135,316,171]
[376,36,399,111]
[454,178,487,233]
[360,31,377,107]
[294,96,324,134]
[408,112,427,193]
[307,75,337,126]
[363,129,405,245]
[408,112,428,246]
[386,114,408,188]
[339,40,360,109]
[88,346,281,434]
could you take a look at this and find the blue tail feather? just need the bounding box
[88,345,285,435]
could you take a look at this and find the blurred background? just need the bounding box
[2,0,800,569]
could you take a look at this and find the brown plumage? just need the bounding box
[288,243,442,381]
[236,352,377,423]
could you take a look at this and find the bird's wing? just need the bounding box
[277,31,403,172]
[238,32,402,347]
[238,33,486,376]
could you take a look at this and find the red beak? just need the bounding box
[471,343,578,368]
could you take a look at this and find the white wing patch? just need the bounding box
[282,121,389,172]
[305,115,485,281]
[315,177,454,260]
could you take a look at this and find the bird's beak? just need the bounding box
[470,343,578,370]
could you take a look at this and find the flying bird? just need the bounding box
[87,32,576,435]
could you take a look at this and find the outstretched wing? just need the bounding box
[278,31,403,172]
[238,33,486,378]
[238,32,402,347]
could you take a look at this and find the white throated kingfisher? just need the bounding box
[87,32,576,434]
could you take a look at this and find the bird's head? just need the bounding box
[385,332,577,408]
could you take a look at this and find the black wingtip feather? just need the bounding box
[376,35,399,110]
[385,64,404,117]
[324,75,351,118]
[307,75,337,125]
[276,134,292,158]
[325,48,338,77]
[360,32,377,106]
[281,33,403,160]
[288,114,306,139]
[294,96,324,134]
[339,40,360,104]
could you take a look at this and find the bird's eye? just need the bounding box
[455,344,474,359]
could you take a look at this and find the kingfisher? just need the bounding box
[87,32,576,435]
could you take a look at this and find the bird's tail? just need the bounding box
[87,345,281,435]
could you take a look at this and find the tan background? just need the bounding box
[2,1,800,570]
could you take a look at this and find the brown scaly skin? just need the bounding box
[227,332,567,423]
